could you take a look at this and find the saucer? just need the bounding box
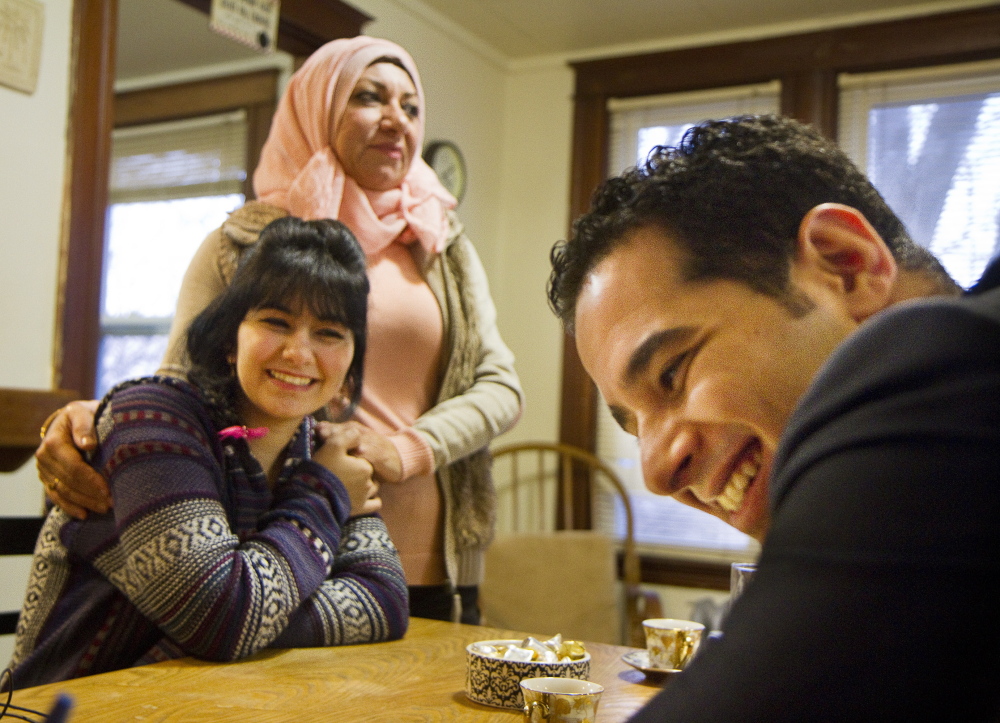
[621,649,683,676]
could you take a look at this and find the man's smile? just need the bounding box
[716,442,762,513]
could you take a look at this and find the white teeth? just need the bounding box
[270,370,311,387]
[715,449,762,514]
[717,495,740,513]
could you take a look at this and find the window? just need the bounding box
[99,112,247,395]
[597,83,779,560]
[839,59,1000,289]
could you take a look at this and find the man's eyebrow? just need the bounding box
[624,327,697,383]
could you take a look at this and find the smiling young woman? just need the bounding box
[8,218,407,689]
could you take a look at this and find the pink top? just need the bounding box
[355,243,446,584]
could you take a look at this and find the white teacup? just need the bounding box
[642,618,705,671]
[520,677,603,723]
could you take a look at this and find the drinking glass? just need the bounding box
[730,562,757,603]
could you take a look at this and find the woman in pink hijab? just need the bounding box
[37,36,524,625]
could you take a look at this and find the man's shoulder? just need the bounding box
[771,288,1000,509]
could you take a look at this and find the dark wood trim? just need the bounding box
[173,0,371,57]
[245,99,277,200]
[114,70,278,127]
[571,6,1000,99]
[780,69,839,139]
[275,0,372,57]
[614,552,731,590]
[559,91,609,451]
[563,5,1000,586]
[0,389,79,472]
[60,0,119,399]
[638,555,732,591]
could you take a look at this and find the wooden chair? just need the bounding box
[0,517,43,636]
[482,441,661,647]
[0,388,74,638]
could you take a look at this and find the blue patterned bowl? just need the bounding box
[465,639,592,709]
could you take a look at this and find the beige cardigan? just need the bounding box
[160,202,524,590]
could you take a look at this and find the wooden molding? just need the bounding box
[617,552,732,590]
[173,0,371,56]
[637,555,732,591]
[60,0,118,399]
[115,70,278,127]
[571,6,1000,99]
[0,388,79,472]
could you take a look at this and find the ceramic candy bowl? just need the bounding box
[465,638,591,710]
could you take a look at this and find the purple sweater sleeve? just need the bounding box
[89,382,407,661]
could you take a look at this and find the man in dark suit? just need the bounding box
[548,115,1000,720]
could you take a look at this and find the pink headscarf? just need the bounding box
[253,36,457,256]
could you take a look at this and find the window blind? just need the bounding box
[109,110,248,204]
[839,58,1000,170]
[839,58,1000,288]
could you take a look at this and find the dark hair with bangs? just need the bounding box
[187,216,369,425]
[548,114,960,331]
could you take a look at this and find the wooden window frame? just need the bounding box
[563,5,1000,589]
[59,0,370,399]
[114,70,281,199]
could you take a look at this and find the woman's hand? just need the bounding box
[34,400,111,519]
[313,423,381,517]
[316,421,403,485]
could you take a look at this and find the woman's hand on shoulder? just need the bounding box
[34,400,111,519]
[313,422,380,517]
[316,421,402,485]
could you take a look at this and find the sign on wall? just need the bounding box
[0,0,44,95]
[209,0,280,53]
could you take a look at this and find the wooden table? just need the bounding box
[8,618,667,721]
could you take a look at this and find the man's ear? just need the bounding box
[794,203,898,322]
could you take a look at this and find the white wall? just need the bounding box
[0,0,74,666]
[495,63,574,443]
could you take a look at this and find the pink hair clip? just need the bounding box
[218,425,269,440]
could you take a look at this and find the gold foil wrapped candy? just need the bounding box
[470,634,586,663]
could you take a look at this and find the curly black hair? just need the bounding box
[186,216,370,426]
[548,114,958,331]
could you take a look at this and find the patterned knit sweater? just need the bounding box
[9,377,408,688]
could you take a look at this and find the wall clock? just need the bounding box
[423,140,467,203]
